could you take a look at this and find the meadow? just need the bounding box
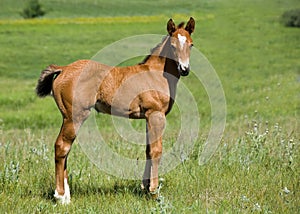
[0,0,299,213]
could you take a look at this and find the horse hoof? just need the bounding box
[150,191,159,200]
[54,189,71,205]
[149,187,160,200]
[141,180,150,191]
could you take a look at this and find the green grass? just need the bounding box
[0,0,300,213]
[0,0,213,19]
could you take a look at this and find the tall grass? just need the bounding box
[0,119,298,213]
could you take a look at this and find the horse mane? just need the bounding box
[139,35,169,65]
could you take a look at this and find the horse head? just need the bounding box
[167,17,195,76]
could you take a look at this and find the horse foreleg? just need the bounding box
[143,111,165,197]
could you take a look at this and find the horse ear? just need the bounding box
[185,17,195,34]
[167,19,176,35]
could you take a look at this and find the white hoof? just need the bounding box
[54,178,71,205]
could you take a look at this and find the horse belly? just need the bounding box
[94,99,145,119]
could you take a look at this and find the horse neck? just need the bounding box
[144,36,180,81]
[142,36,180,114]
[158,37,181,112]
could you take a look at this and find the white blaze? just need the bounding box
[177,34,189,70]
[178,33,187,49]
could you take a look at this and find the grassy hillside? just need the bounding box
[0,0,299,213]
[0,0,212,19]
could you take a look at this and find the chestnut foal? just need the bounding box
[36,17,195,204]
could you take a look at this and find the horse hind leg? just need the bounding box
[54,111,90,204]
[142,123,151,191]
[53,119,75,204]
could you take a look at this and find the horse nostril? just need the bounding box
[180,64,188,71]
[182,65,190,73]
[185,65,190,73]
[177,63,190,76]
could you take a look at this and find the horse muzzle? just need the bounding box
[178,64,190,76]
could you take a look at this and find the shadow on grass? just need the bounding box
[75,180,149,198]
[41,180,151,203]
[42,185,57,204]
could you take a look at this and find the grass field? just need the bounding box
[0,0,299,213]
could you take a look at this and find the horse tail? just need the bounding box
[36,65,62,97]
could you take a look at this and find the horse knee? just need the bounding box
[55,139,72,159]
[148,112,166,129]
[147,112,166,142]
[149,146,162,159]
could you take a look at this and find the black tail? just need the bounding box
[36,65,62,97]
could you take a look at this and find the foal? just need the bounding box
[36,17,195,204]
